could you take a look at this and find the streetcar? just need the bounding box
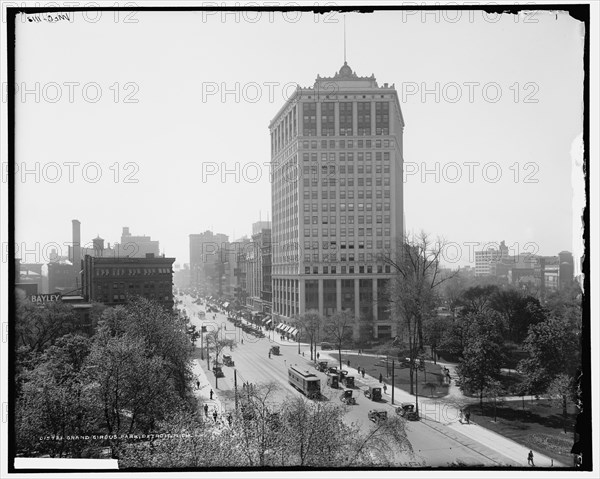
[288,366,321,400]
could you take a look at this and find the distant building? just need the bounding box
[174,263,191,290]
[81,253,175,309]
[558,250,574,289]
[243,222,272,313]
[189,231,229,296]
[474,241,575,298]
[48,261,79,294]
[17,262,44,294]
[475,241,509,277]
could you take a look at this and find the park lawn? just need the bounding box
[333,353,449,398]
[464,399,577,466]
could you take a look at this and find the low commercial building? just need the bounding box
[81,253,175,309]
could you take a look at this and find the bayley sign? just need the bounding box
[30,293,62,303]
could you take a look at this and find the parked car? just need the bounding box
[368,409,388,423]
[340,388,356,405]
[396,403,420,421]
[326,373,340,389]
[315,361,328,372]
[364,386,382,402]
[270,346,280,356]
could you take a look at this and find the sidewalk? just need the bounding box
[319,351,567,468]
[191,356,231,422]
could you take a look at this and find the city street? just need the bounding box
[178,294,519,467]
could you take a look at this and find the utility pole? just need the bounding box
[415,363,419,417]
[200,330,204,360]
[391,360,395,405]
[206,335,210,370]
[234,369,239,412]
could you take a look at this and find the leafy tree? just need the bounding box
[97,297,194,397]
[16,334,97,458]
[323,310,354,369]
[15,299,78,353]
[86,331,183,458]
[457,285,498,315]
[489,289,546,343]
[455,312,505,409]
[233,382,283,466]
[482,378,505,422]
[547,373,575,433]
[517,315,580,395]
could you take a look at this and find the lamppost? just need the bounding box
[414,361,420,417]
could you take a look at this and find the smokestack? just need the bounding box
[72,219,81,268]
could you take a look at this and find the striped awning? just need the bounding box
[276,323,286,331]
[288,327,298,336]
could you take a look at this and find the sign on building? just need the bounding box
[30,293,62,303]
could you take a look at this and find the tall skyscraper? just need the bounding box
[269,62,404,339]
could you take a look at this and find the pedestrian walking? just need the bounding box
[527,450,535,466]
[210,389,214,400]
[347,359,350,367]
[203,404,209,417]
[241,338,244,344]
[212,409,218,423]
[361,369,365,379]
[465,411,471,424]
[302,351,305,357]
[196,380,200,390]
[379,373,383,383]
[317,352,320,360]
[383,383,388,394]
[459,409,463,423]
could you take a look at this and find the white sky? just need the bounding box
[7,4,587,271]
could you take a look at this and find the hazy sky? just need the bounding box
[9,5,586,271]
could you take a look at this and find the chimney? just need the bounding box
[122,226,130,237]
[72,219,81,268]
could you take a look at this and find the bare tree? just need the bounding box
[323,310,354,369]
[293,310,322,361]
[206,327,236,388]
[385,232,458,394]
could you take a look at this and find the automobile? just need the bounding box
[342,375,355,388]
[270,346,280,356]
[315,361,328,372]
[327,366,340,375]
[213,365,224,378]
[364,386,382,402]
[223,354,234,367]
[326,373,340,389]
[340,388,356,405]
[396,403,420,421]
[368,409,388,423]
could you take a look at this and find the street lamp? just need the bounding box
[414,361,420,417]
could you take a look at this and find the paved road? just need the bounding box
[177,294,517,467]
